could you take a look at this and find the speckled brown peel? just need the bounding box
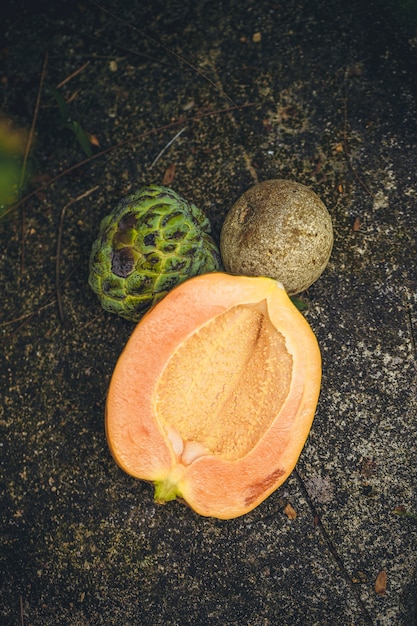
[220,179,333,295]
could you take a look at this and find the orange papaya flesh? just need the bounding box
[106,272,321,519]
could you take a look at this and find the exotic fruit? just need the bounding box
[220,179,333,295]
[89,185,221,321]
[106,272,321,519]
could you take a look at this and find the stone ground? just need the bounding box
[1,0,416,624]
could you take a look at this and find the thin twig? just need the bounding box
[404,292,417,359]
[83,33,178,68]
[294,468,374,626]
[20,206,25,279]
[3,102,255,219]
[78,309,104,331]
[87,0,237,106]
[19,52,49,277]
[0,300,55,328]
[149,127,186,168]
[56,61,90,89]
[20,53,48,191]
[19,595,24,626]
[1,270,77,343]
[55,186,99,323]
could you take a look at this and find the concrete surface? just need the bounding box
[1,0,416,624]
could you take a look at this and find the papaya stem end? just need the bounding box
[153,467,184,503]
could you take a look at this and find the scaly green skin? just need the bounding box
[88,185,221,321]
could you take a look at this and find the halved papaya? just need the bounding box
[106,272,321,519]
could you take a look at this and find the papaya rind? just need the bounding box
[105,272,321,519]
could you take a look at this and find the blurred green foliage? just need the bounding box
[0,116,31,218]
[48,84,93,158]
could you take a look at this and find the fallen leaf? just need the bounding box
[352,216,361,231]
[84,131,100,147]
[392,506,417,519]
[182,99,195,111]
[375,570,387,595]
[284,502,297,519]
[163,162,176,185]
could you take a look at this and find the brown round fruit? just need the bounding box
[220,179,333,294]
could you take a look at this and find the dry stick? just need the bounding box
[19,595,24,626]
[20,53,48,191]
[87,0,237,107]
[56,61,90,89]
[405,292,417,358]
[0,300,55,328]
[149,126,187,168]
[2,270,77,343]
[78,309,104,331]
[55,185,99,323]
[4,102,254,219]
[294,469,374,626]
[83,33,177,68]
[19,52,49,276]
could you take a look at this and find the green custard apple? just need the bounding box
[89,185,221,321]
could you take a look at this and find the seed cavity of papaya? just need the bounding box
[155,300,293,463]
